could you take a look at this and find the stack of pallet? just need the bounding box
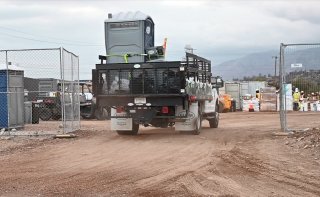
[260,87,277,112]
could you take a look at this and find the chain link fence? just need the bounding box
[0,48,80,136]
[279,43,320,132]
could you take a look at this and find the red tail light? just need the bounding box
[189,95,197,102]
[116,106,125,113]
[161,106,169,114]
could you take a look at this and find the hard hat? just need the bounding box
[301,91,304,93]
[295,88,299,93]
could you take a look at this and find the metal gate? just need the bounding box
[0,48,80,135]
[279,43,320,131]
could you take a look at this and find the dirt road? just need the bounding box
[1,112,320,196]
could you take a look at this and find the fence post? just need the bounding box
[279,43,286,132]
[5,51,9,135]
[77,56,81,130]
[60,47,66,134]
[71,52,74,132]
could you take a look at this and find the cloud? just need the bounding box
[0,0,319,79]
[265,1,320,25]
[159,0,207,7]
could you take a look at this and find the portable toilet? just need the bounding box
[0,66,25,129]
[105,11,155,63]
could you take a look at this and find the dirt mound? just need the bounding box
[285,128,320,159]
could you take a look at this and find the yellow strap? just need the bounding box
[123,54,129,63]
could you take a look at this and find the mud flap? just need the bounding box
[175,102,199,131]
[110,108,132,131]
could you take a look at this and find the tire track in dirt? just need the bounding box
[216,147,320,196]
[1,132,220,195]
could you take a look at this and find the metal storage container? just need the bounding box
[240,82,249,96]
[38,78,60,97]
[24,77,39,101]
[225,81,267,110]
[248,81,266,96]
[0,69,24,129]
[225,83,240,110]
[24,101,32,124]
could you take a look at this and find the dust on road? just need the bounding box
[0,112,319,196]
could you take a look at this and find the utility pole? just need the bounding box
[272,56,278,77]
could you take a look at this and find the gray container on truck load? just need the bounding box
[105,11,154,63]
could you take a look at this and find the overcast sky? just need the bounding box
[0,0,320,79]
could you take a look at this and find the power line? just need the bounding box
[0,31,104,47]
[0,25,104,46]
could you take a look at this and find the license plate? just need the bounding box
[134,97,146,104]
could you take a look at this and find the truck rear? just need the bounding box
[92,11,223,135]
[92,52,223,135]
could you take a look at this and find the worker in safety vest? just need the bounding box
[255,89,261,110]
[255,89,260,100]
[293,88,300,111]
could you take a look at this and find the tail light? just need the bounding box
[161,106,169,114]
[116,106,125,113]
[189,95,197,102]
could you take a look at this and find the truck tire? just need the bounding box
[116,123,139,135]
[191,108,202,135]
[81,104,95,119]
[219,101,224,113]
[209,103,219,128]
[95,106,110,120]
[39,107,52,121]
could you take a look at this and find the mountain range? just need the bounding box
[213,47,320,80]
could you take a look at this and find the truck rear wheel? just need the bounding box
[209,114,219,128]
[116,123,139,135]
[209,103,219,128]
[191,108,202,135]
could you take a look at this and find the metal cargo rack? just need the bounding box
[93,52,212,97]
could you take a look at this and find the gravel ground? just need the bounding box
[0,112,320,196]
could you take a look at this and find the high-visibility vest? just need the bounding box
[256,93,260,99]
[293,92,300,102]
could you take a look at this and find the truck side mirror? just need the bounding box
[211,76,224,88]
